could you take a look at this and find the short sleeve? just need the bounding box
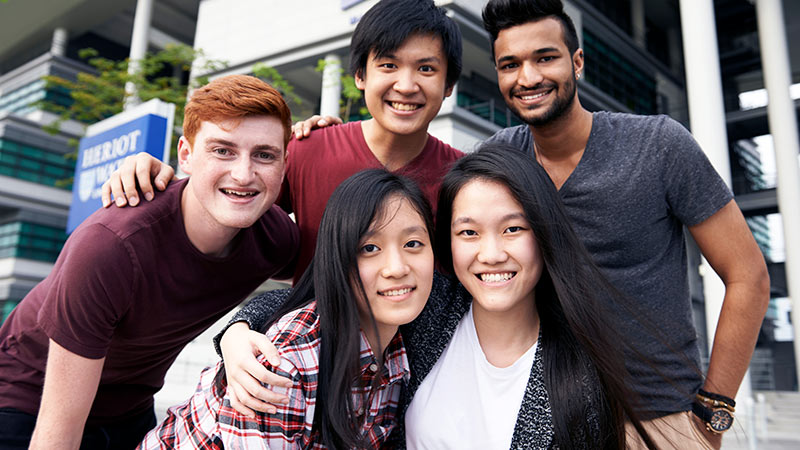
[659,117,733,226]
[37,224,137,359]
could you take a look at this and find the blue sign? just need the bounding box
[67,113,169,233]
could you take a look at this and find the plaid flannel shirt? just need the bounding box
[139,301,410,449]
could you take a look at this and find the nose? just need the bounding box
[230,157,254,184]
[393,68,420,95]
[477,235,508,265]
[381,247,411,279]
[518,61,544,88]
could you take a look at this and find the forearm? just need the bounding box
[703,277,770,398]
[214,288,293,357]
[30,340,105,449]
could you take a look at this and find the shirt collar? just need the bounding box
[358,330,410,385]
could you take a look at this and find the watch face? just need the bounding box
[709,410,733,432]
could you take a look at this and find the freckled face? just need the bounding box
[179,116,286,234]
[450,179,542,316]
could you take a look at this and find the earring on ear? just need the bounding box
[576,72,582,80]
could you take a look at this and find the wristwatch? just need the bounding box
[692,389,736,434]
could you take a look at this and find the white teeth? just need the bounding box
[480,272,514,283]
[380,287,413,296]
[221,188,256,197]
[390,102,420,111]
[520,92,548,100]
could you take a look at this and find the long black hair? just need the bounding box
[435,143,654,449]
[221,169,434,448]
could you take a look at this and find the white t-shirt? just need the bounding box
[405,305,538,449]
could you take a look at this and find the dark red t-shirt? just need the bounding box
[280,121,464,282]
[0,178,298,424]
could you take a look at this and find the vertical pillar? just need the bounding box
[124,0,154,111]
[755,0,800,390]
[679,0,754,401]
[630,0,646,48]
[50,28,68,57]
[319,54,342,119]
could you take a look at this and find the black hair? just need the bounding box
[482,0,580,60]
[218,169,433,448]
[436,143,655,449]
[350,0,463,89]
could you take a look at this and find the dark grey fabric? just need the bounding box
[486,111,734,414]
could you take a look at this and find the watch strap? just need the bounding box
[697,389,736,408]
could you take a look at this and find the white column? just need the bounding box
[124,0,154,111]
[630,0,646,48]
[50,28,68,57]
[755,0,800,390]
[319,54,342,119]
[679,0,753,401]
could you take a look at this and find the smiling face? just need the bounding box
[450,179,542,317]
[356,195,434,349]
[179,115,286,254]
[355,33,453,139]
[494,18,583,127]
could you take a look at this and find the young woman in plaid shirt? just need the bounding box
[140,169,435,449]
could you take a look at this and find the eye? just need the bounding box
[213,147,230,156]
[379,62,397,69]
[360,243,380,254]
[419,65,435,73]
[499,62,519,71]
[505,226,524,233]
[405,239,425,249]
[255,151,276,161]
[457,229,477,237]
[539,56,556,63]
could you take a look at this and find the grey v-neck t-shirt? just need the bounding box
[487,111,733,415]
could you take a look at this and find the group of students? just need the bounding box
[0,0,769,448]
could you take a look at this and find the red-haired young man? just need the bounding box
[0,75,299,449]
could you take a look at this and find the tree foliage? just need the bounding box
[39,44,226,161]
[315,58,369,121]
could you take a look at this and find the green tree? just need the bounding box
[315,58,369,121]
[39,44,226,162]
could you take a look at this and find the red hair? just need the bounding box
[183,74,292,147]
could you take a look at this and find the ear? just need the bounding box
[572,48,584,76]
[177,136,193,175]
[444,84,454,98]
[354,69,366,90]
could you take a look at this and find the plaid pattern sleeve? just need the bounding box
[138,301,410,449]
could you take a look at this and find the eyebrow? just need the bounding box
[206,138,281,153]
[362,225,428,239]
[375,53,442,65]
[452,212,526,226]
[496,47,561,64]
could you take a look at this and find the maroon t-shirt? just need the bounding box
[0,178,298,424]
[280,121,463,282]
